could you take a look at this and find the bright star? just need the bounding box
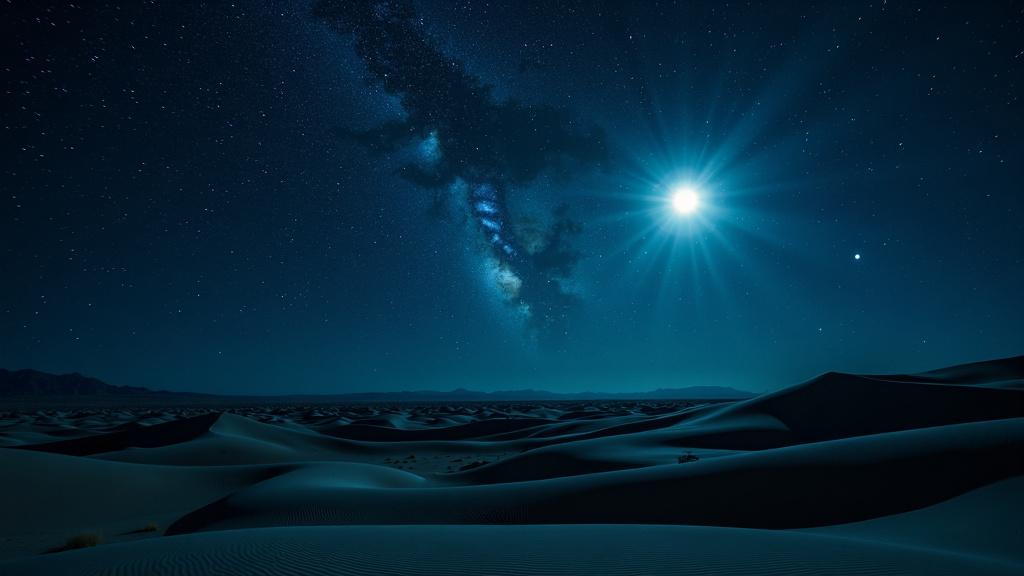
[670,186,701,215]
[854,253,861,260]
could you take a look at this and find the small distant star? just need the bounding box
[854,253,861,260]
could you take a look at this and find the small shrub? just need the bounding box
[61,532,102,551]
[141,522,159,533]
[677,452,699,464]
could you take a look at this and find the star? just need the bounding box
[670,186,701,216]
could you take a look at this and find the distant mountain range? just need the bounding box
[0,369,753,402]
[0,369,161,397]
[318,386,755,402]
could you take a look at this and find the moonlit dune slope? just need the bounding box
[1,356,1021,575]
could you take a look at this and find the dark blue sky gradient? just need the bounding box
[2,1,1021,394]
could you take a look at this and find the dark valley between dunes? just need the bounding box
[0,355,1021,575]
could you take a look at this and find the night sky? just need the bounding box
[2,1,1022,395]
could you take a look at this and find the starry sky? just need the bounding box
[2,1,1022,395]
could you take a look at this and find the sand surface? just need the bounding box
[1,356,1022,574]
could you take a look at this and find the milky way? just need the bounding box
[315,0,606,339]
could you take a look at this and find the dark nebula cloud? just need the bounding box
[314,0,607,339]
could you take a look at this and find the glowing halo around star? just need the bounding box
[670,186,701,216]
[584,54,822,317]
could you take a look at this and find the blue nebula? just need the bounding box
[418,130,441,165]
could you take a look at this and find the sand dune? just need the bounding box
[809,475,1024,564]
[0,355,1021,574]
[697,370,1024,445]
[4,524,1021,576]
[0,447,286,560]
[163,418,1023,533]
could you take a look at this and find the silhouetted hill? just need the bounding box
[5,356,1022,405]
[0,369,152,397]
[0,368,752,402]
[304,386,754,402]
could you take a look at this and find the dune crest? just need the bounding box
[1,355,1022,574]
